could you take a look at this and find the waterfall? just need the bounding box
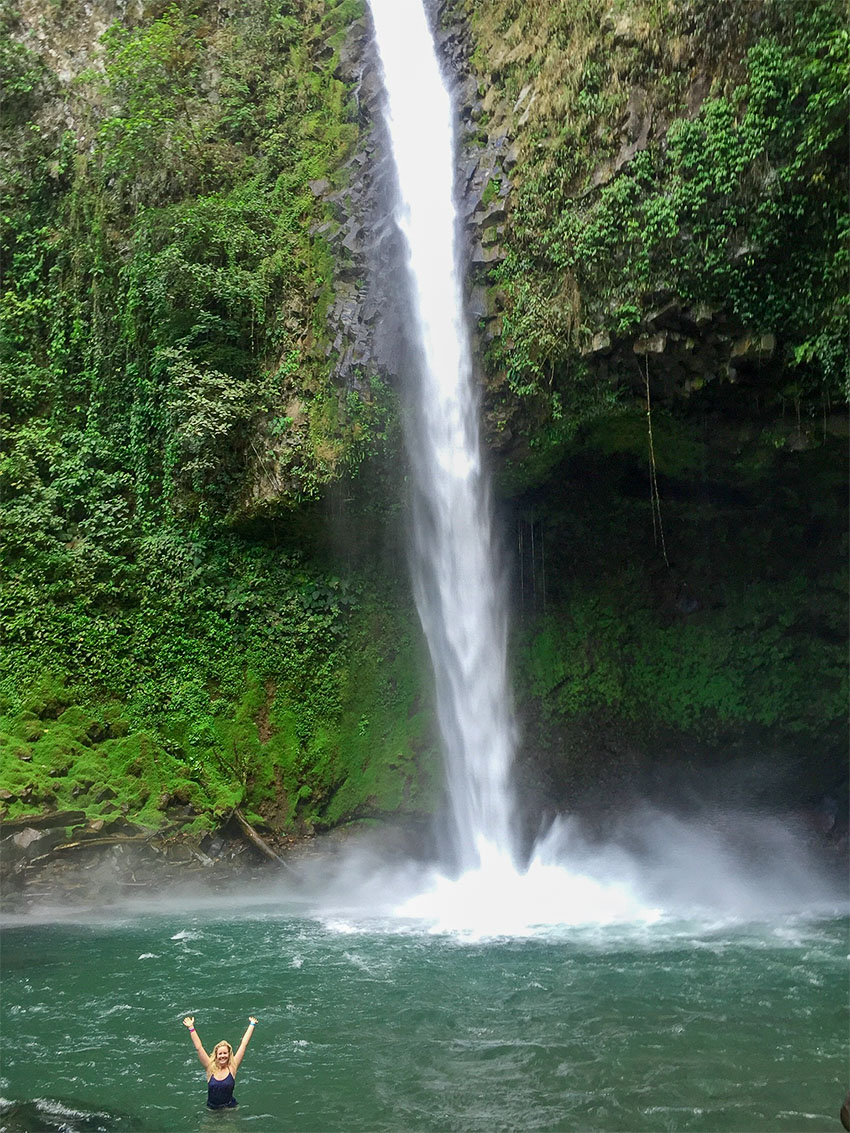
[366,0,654,935]
[367,0,517,871]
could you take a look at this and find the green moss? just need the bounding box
[518,570,847,739]
[21,675,76,720]
[0,710,190,826]
[324,0,364,30]
[481,176,501,206]
[0,571,440,835]
[580,409,708,478]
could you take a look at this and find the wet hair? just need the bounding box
[206,1040,235,1079]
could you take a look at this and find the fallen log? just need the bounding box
[25,834,154,864]
[1,810,87,831]
[233,808,299,875]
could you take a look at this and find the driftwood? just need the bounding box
[52,834,153,852]
[232,808,283,861]
[7,807,300,878]
[25,834,153,865]
[233,808,299,875]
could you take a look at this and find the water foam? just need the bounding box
[395,841,661,938]
[387,808,846,937]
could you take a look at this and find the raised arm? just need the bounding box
[183,1016,210,1068]
[233,1016,257,1068]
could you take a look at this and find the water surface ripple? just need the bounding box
[1,910,846,1132]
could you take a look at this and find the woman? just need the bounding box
[183,1015,258,1109]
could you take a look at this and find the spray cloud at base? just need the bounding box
[4,799,843,937]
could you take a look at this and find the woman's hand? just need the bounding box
[183,1016,195,1028]
[248,1016,258,1025]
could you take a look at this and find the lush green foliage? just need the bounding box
[471,0,846,778]
[512,410,847,752]
[476,0,848,411]
[0,536,437,832]
[1,0,384,519]
[0,0,422,836]
[520,571,846,737]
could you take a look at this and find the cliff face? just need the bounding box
[1,0,443,847]
[427,0,847,814]
[442,0,846,449]
[0,0,846,853]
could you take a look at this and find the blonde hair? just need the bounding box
[206,1040,235,1079]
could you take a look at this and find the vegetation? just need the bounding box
[0,0,845,845]
[509,402,847,789]
[0,581,437,834]
[520,572,845,737]
[0,0,424,838]
[467,0,848,418]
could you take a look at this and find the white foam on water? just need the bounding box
[395,840,661,938]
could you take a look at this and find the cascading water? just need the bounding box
[364,0,645,931]
[365,0,663,933]
[363,0,843,936]
[367,0,516,872]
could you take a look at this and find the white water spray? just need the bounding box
[368,0,516,871]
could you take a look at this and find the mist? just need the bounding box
[4,797,844,937]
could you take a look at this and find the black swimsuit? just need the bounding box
[207,1070,237,1109]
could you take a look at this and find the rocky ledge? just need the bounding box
[0,808,437,916]
[0,808,301,914]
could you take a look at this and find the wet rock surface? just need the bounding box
[0,811,437,916]
[0,813,283,915]
[435,0,515,349]
[319,17,409,390]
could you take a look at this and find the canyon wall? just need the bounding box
[1,0,846,860]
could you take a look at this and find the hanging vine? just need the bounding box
[643,358,670,569]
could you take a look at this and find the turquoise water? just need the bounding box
[1,899,847,1132]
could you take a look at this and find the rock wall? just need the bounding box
[312,15,406,388]
[2,0,845,850]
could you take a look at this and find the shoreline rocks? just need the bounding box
[0,810,299,915]
[0,809,438,916]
